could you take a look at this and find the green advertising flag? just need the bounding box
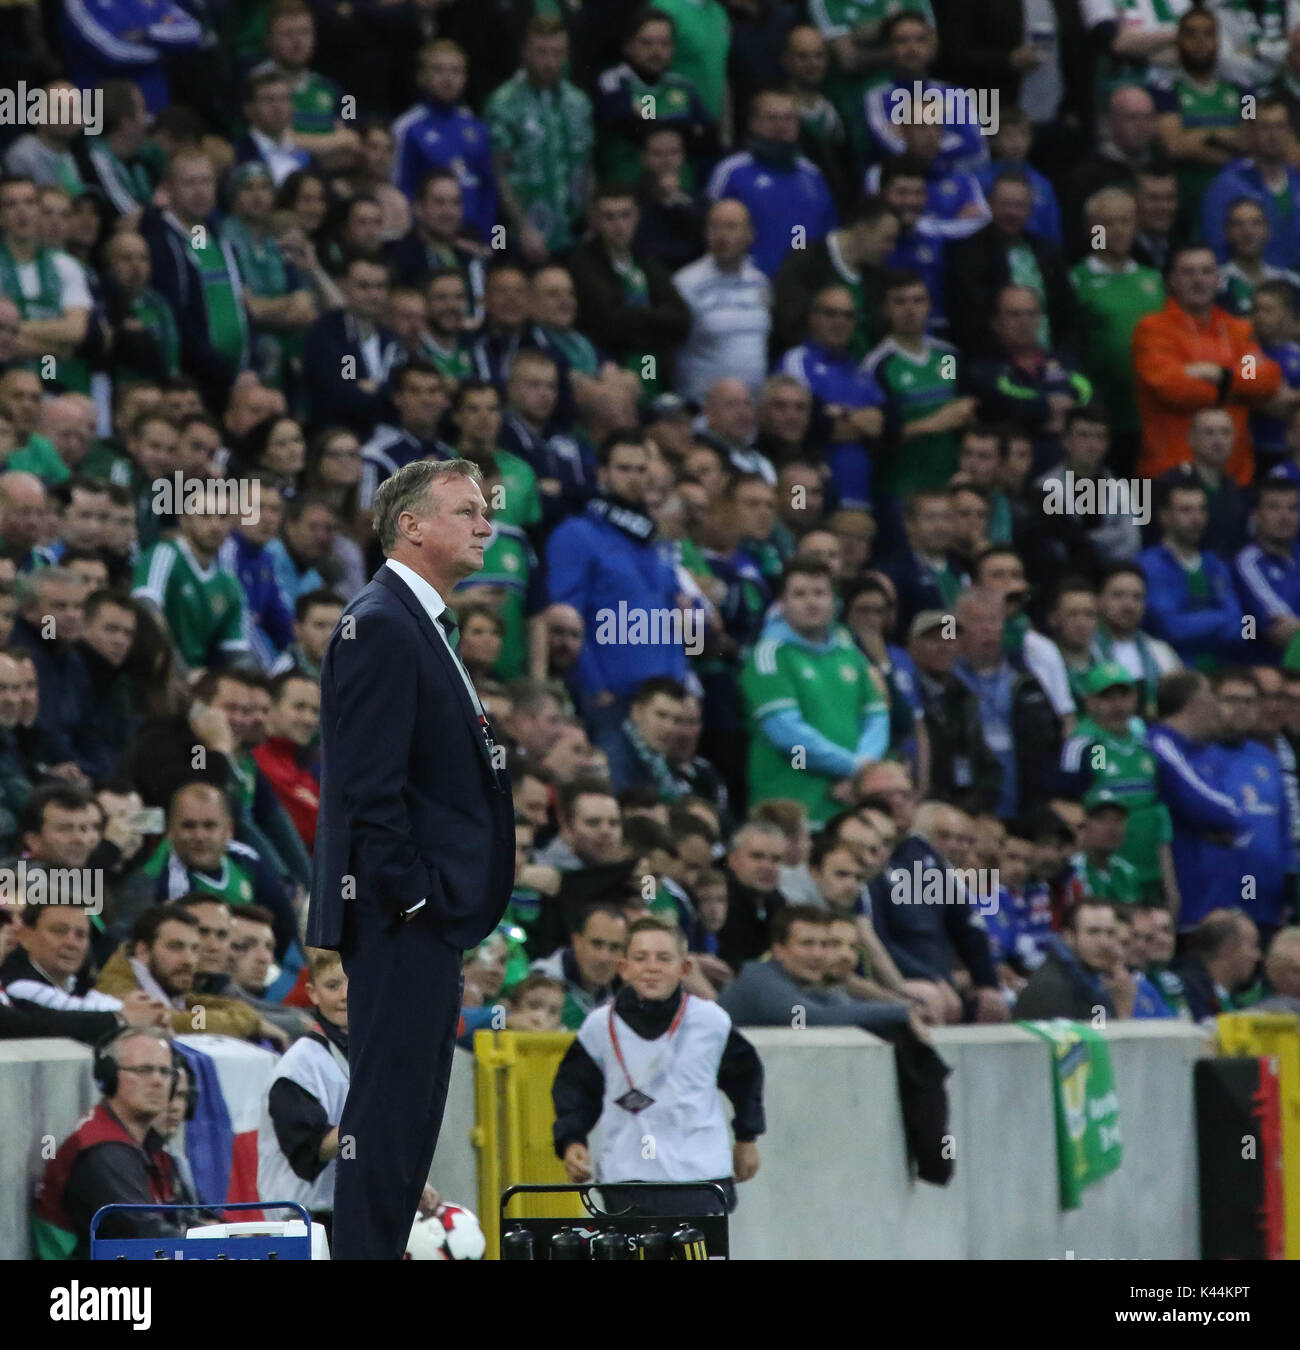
[1022,1020,1124,1209]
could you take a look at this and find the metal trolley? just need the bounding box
[89,1201,316,1260]
[498,1182,729,1260]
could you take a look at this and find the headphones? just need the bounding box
[93,1029,181,1099]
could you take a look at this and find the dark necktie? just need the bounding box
[437,607,501,782]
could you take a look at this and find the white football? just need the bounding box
[404,1203,487,1260]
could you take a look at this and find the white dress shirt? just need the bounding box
[384,557,485,718]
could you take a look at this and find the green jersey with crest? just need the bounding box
[742,625,884,823]
[1148,70,1244,218]
[141,839,257,906]
[133,538,251,670]
[486,72,594,252]
[1062,715,1171,889]
[863,334,962,495]
[1069,259,1164,433]
[1068,849,1141,904]
[484,448,543,532]
[455,519,538,680]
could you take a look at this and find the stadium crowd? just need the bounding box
[6,0,1300,1249]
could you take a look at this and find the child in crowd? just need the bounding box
[504,972,565,1030]
[257,948,350,1238]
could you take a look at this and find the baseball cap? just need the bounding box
[909,610,957,641]
[646,393,696,421]
[1083,786,1130,815]
[1083,661,1137,696]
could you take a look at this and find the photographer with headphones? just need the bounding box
[30,1028,187,1259]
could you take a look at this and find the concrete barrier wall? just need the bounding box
[0,1040,97,1260]
[727,1021,1211,1260]
[0,1023,1209,1260]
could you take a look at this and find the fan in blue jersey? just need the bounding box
[981,828,1053,976]
[877,155,951,332]
[1146,670,1244,932]
[1233,476,1300,664]
[973,108,1062,248]
[859,11,989,175]
[1200,99,1300,273]
[391,40,498,245]
[1250,282,1300,473]
[777,283,885,509]
[62,0,206,113]
[358,363,453,510]
[864,120,989,243]
[707,90,837,280]
[1196,669,1296,942]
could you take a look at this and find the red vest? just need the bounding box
[34,1102,177,1233]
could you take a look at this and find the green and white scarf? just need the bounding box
[621,716,692,802]
[1023,1020,1124,1210]
[0,240,63,321]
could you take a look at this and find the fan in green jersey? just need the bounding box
[254,4,361,170]
[864,270,972,497]
[1067,787,1142,904]
[1069,186,1165,437]
[452,381,543,534]
[742,558,889,823]
[132,488,252,672]
[1060,663,1173,903]
[485,18,595,256]
[1148,9,1246,228]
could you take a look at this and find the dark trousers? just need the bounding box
[333,900,464,1259]
[598,1178,736,1218]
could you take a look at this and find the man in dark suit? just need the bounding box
[944,172,1076,358]
[878,489,970,638]
[307,457,515,1260]
[301,253,402,435]
[232,71,313,187]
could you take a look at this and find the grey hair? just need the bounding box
[18,566,80,609]
[729,820,788,851]
[372,457,483,552]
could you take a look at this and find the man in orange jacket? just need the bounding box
[1134,245,1281,485]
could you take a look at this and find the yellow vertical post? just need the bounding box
[475,1028,587,1257]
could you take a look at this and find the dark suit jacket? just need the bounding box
[944,222,1077,358]
[934,0,1094,129]
[307,565,515,951]
[231,133,314,182]
[877,548,970,638]
[567,239,690,372]
[301,309,401,435]
[138,206,241,408]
